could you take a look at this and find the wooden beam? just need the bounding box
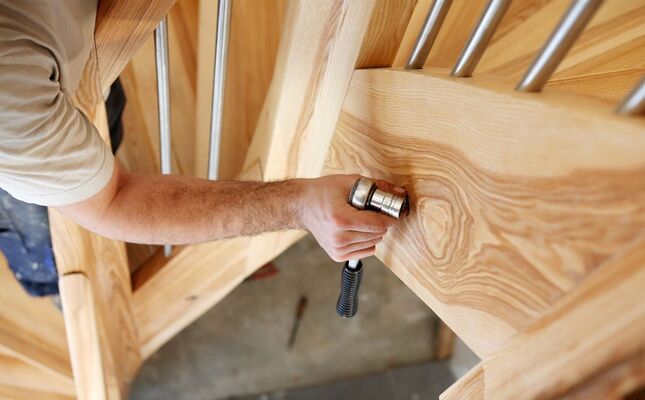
[323,68,645,358]
[49,49,141,399]
[133,236,249,358]
[59,273,109,400]
[441,237,645,399]
[0,255,72,385]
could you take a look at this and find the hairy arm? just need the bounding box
[56,162,404,261]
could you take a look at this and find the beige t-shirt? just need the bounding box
[0,0,114,206]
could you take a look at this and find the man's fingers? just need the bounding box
[337,237,382,255]
[340,246,377,261]
[345,208,395,232]
[335,230,385,246]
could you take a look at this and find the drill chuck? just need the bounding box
[349,177,409,218]
[336,177,409,319]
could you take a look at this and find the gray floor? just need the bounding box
[235,361,455,400]
[131,236,458,400]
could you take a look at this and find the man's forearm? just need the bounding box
[95,173,306,245]
[57,163,401,261]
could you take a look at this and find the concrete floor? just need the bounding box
[131,236,463,400]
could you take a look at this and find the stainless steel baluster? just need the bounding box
[451,0,511,77]
[207,0,233,180]
[516,0,603,92]
[616,77,645,116]
[405,0,453,69]
[155,17,173,258]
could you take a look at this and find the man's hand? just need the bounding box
[297,174,406,262]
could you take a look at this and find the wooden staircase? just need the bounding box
[1,0,643,398]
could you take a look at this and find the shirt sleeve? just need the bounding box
[0,39,114,206]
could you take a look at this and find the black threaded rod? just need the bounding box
[336,260,363,318]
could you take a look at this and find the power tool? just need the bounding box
[336,177,409,318]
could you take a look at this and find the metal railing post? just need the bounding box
[405,0,453,69]
[207,0,233,180]
[616,77,645,116]
[155,17,173,258]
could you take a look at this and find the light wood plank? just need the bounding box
[133,237,250,358]
[0,255,72,385]
[0,352,74,397]
[441,238,645,399]
[323,68,645,358]
[356,0,417,69]
[59,273,106,400]
[0,385,74,400]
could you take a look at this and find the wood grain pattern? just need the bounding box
[0,255,72,386]
[194,0,286,179]
[356,0,417,68]
[441,238,645,400]
[323,68,645,358]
